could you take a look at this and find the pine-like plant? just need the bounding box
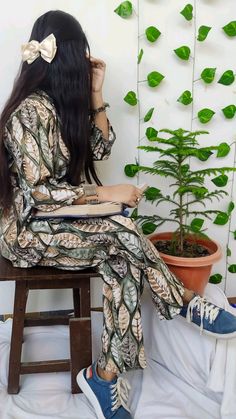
[125,128,236,257]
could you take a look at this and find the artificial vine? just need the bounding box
[114,1,236,287]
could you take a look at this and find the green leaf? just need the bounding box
[177,90,193,105]
[200,68,216,84]
[222,21,236,37]
[146,127,158,140]
[218,70,235,86]
[197,25,212,42]
[228,264,236,273]
[145,26,161,43]
[114,1,133,18]
[197,148,213,161]
[130,207,138,220]
[124,164,139,177]
[222,104,236,119]
[228,201,235,214]
[124,91,138,106]
[209,274,223,284]
[217,142,230,158]
[180,4,193,21]
[233,230,236,240]
[190,218,204,233]
[211,174,228,187]
[147,71,165,87]
[174,46,191,60]
[142,222,157,235]
[144,108,154,122]
[197,108,215,124]
[213,212,229,225]
[227,246,232,257]
[138,48,144,64]
[144,187,161,201]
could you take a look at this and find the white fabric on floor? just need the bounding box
[0,283,235,419]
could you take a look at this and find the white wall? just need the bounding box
[0,0,235,314]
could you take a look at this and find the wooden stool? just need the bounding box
[0,256,99,395]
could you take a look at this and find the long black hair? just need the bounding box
[0,10,101,214]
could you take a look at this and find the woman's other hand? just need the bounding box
[97,184,143,207]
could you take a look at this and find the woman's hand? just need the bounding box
[97,184,143,207]
[86,53,106,93]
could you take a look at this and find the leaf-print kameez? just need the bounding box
[0,90,185,375]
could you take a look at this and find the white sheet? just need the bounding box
[0,283,235,419]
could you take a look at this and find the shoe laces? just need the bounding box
[110,376,131,412]
[186,295,220,334]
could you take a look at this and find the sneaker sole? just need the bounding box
[76,369,106,419]
[189,321,236,340]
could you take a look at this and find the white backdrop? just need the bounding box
[0,0,236,314]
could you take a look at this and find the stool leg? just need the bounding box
[73,278,90,318]
[8,281,29,394]
[79,279,91,317]
[72,288,81,318]
[69,317,92,394]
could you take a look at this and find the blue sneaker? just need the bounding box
[76,362,132,419]
[180,295,236,339]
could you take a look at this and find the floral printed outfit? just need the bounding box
[0,90,184,374]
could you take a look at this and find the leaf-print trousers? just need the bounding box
[37,215,185,374]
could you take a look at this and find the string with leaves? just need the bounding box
[114,2,236,276]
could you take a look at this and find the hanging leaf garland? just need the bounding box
[138,48,144,64]
[124,91,138,106]
[180,4,193,21]
[218,70,235,86]
[114,1,133,18]
[200,68,216,84]
[147,71,165,87]
[146,127,158,140]
[124,164,139,177]
[197,108,215,124]
[211,174,229,187]
[217,142,230,158]
[222,104,236,119]
[214,212,229,225]
[209,274,223,284]
[222,21,236,37]
[177,90,193,105]
[228,265,236,273]
[174,46,191,60]
[197,26,212,41]
[228,201,235,214]
[144,108,155,122]
[145,26,161,43]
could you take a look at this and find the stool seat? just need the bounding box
[0,256,98,281]
[0,255,99,395]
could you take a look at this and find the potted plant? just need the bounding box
[125,128,236,294]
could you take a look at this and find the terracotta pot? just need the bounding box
[149,232,222,295]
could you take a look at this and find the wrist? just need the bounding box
[91,91,104,108]
[97,186,109,202]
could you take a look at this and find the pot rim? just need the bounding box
[148,231,222,267]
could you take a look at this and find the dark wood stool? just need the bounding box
[0,256,99,395]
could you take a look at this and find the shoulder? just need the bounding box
[7,90,57,131]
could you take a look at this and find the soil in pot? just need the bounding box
[154,239,210,258]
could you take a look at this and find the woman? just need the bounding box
[0,10,236,419]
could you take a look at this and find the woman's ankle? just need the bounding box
[96,364,117,382]
[182,288,196,304]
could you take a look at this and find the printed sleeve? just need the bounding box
[5,99,84,212]
[90,117,116,160]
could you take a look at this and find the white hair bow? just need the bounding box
[21,33,57,64]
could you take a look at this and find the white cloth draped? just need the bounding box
[0,283,235,418]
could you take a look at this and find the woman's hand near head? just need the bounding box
[86,53,106,93]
